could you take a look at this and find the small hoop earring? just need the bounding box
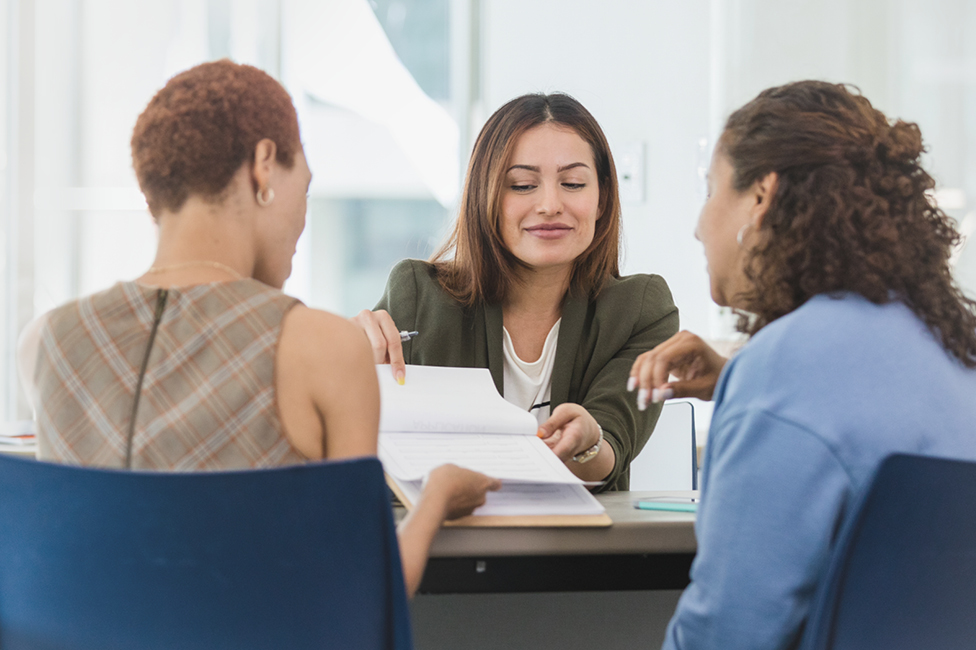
[736,223,752,247]
[256,187,275,207]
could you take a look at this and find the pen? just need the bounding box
[399,330,419,343]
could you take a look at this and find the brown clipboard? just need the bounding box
[386,474,613,528]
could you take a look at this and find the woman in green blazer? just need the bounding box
[354,93,678,490]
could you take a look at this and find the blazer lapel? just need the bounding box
[484,302,504,395]
[552,294,586,407]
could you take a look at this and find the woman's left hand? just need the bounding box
[537,403,602,463]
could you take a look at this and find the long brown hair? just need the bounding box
[431,93,621,306]
[723,80,976,366]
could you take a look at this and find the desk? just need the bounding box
[410,491,696,594]
[405,491,697,650]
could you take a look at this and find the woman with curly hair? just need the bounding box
[629,81,976,649]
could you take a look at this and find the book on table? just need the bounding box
[377,364,611,527]
[0,421,37,456]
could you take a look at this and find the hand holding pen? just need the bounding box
[350,309,418,384]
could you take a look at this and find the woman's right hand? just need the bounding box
[628,330,729,409]
[351,309,406,383]
[397,464,501,597]
[423,464,502,520]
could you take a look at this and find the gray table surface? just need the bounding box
[398,490,698,558]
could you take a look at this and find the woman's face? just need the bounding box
[499,123,601,278]
[696,148,760,308]
[254,148,312,289]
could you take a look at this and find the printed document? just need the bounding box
[377,365,605,519]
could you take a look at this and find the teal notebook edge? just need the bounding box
[634,500,698,513]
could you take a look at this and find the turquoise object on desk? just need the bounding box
[634,500,698,513]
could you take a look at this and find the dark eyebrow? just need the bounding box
[557,162,590,172]
[506,162,591,173]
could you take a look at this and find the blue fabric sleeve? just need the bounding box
[662,408,853,650]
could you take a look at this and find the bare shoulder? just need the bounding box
[280,304,373,368]
[276,304,379,460]
[278,305,377,407]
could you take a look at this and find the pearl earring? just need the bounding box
[256,187,275,207]
[736,223,752,247]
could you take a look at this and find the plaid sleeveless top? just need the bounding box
[34,279,306,470]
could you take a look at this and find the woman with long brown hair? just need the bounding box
[354,93,678,490]
[630,81,976,649]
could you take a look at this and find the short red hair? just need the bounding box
[131,59,300,216]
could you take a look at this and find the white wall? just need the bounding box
[479,0,976,438]
[33,1,177,312]
[32,1,289,313]
[714,0,976,296]
[481,0,976,338]
[20,0,976,358]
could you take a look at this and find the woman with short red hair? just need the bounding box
[20,59,498,597]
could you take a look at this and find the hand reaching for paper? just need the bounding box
[536,403,614,482]
[398,464,501,597]
[536,403,601,463]
[351,309,406,384]
[628,330,729,408]
[424,464,502,520]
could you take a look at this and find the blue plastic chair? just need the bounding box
[800,453,976,650]
[0,454,413,650]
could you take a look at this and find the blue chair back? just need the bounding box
[0,454,413,650]
[801,453,976,650]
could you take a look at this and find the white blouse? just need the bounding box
[502,319,561,426]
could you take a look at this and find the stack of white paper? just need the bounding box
[377,365,605,519]
[0,420,37,455]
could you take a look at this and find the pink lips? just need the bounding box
[525,223,573,240]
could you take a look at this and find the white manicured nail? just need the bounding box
[651,388,674,403]
[637,388,649,411]
[627,376,637,392]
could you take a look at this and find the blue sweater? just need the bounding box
[663,293,976,650]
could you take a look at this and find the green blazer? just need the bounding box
[375,259,679,491]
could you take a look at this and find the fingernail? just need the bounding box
[651,387,674,403]
[626,376,637,392]
[637,388,649,411]
[536,428,546,438]
[396,370,405,386]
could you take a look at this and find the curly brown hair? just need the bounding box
[722,80,976,366]
[131,59,300,217]
[431,93,621,306]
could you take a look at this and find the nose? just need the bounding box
[536,182,563,216]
